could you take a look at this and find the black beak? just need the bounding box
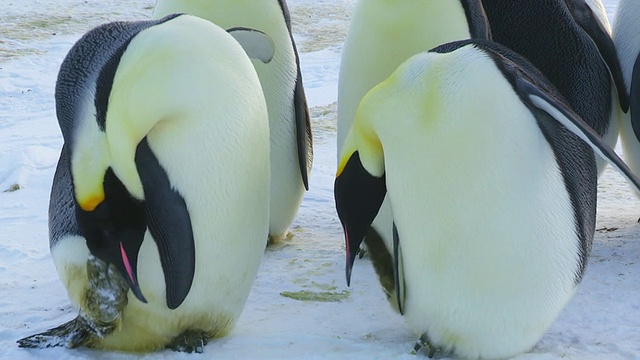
[77,168,149,305]
[334,151,386,287]
[344,227,359,287]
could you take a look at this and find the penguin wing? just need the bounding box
[392,223,405,316]
[277,0,312,190]
[135,138,195,310]
[518,76,640,192]
[227,28,275,64]
[293,53,313,191]
[630,52,640,142]
[567,0,630,111]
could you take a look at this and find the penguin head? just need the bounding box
[75,168,148,303]
[335,102,387,286]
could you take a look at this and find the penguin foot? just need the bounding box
[411,333,441,358]
[17,316,97,349]
[267,231,294,247]
[167,329,209,353]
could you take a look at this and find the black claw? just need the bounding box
[412,333,440,358]
[357,244,367,259]
[413,340,424,353]
[168,330,209,353]
[194,338,204,354]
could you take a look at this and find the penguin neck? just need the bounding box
[340,0,474,124]
[104,17,266,199]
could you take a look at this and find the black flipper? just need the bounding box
[630,53,640,141]
[392,223,405,316]
[518,77,640,192]
[277,0,312,190]
[294,61,313,191]
[567,0,630,111]
[135,138,195,310]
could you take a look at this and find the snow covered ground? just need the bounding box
[0,0,639,359]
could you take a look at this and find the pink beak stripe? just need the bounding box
[120,242,136,285]
[345,230,350,257]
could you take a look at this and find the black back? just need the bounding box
[481,0,612,136]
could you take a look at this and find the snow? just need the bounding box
[0,0,639,359]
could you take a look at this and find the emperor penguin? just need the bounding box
[481,0,629,175]
[335,0,490,304]
[18,14,273,352]
[614,0,640,192]
[335,39,640,359]
[152,0,313,243]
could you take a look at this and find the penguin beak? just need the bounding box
[334,151,386,286]
[76,168,149,305]
[118,242,147,304]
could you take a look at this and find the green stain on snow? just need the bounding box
[280,290,350,302]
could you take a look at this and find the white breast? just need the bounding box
[367,49,582,358]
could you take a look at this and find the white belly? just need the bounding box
[384,91,581,359]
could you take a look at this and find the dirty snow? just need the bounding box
[0,0,639,359]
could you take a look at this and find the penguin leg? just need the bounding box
[167,329,209,353]
[17,316,97,349]
[412,333,442,358]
